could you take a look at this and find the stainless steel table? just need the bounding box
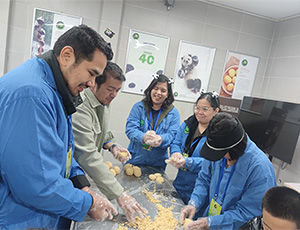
[76,165,185,230]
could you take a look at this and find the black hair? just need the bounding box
[143,74,174,109]
[195,92,220,111]
[262,186,300,228]
[53,24,113,64]
[95,62,125,88]
[209,112,247,160]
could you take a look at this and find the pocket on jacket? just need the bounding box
[92,122,101,134]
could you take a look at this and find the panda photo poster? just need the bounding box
[173,41,216,103]
[123,29,170,95]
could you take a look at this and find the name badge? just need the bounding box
[142,143,152,151]
[65,145,72,178]
[208,198,222,216]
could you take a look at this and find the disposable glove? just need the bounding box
[82,187,118,221]
[111,144,131,163]
[180,205,196,225]
[116,191,148,223]
[185,217,209,230]
[143,130,156,145]
[152,135,162,147]
[165,152,185,168]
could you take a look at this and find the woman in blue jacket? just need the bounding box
[167,92,220,204]
[180,113,277,230]
[125,74,180,170]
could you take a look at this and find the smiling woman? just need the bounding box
[125,74,180,170]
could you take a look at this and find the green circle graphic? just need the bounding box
[133,33,139,39]
[56,21,65,30]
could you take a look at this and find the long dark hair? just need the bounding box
[143,74,174,109]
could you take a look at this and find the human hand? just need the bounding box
[82,187,118,221]
[152,135,162,147]
[116,191,148,223]
[165,152,185,168]
[143,130,156,145]
[185,217,209,230]
[180,205,196,225]
[111,145,131,163]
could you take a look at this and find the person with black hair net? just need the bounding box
[166,92,220,205]
[180,112,276,229]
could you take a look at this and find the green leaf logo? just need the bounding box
[56,21,65,30]
[184,126,189,134]
[242,59,248,66]
[140,119,144,127]
[133,33,139,39]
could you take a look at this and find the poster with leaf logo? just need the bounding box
[30,8,82,58]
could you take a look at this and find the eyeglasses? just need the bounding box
[194,105,213,113]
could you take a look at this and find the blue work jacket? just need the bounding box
[190,136,277,229]
[170,121,206,204]
[126,101,180,169]
[0,57,92,229]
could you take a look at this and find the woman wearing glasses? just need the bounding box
[167,92,220,205]
[125,74,180,170]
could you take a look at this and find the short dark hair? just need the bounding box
[209,112,247,160]
[53,24,113,64]
[143,74,174,109]
[95,62,125,88]
[196,92,220,111]
[262,186,300,228]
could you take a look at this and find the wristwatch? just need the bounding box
[109,144,117,152]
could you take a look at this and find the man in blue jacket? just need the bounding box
[0,24,118,229]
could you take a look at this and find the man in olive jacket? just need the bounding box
[72,62,147,223]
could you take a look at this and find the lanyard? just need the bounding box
[214,158,236,205]
[148,108,162,131]
[191,136,201,148]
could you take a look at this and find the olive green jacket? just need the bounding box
[72,88,123,200]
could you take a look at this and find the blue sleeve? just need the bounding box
[189,160,211,211]
[125,102,145,144]
[70,155,86,178]
[184,137,206,173]
[185,157,204,173]
[1,96,92,221]
[209,163,277,229]
[170,122,186,154]
[159,108,180,148]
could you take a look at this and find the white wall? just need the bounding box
[2,0,300,183]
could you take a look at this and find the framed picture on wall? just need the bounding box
[173,40,216,103]
[220,51,259,100]
[30,8,82,58]
[122,29,170,95]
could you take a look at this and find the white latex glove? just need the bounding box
[82,187,118,221]
[143,130,156,145]
[180,205,196,225]
[165,152,186,168]
[111,145,131,163]
[186,217,209,230]
[152,135,162,147]
[116,191,148,223]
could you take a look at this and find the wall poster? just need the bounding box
[30,8,82,58]
[123,29,170,95]
[220,51,259,100]
[173,41,216,103]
